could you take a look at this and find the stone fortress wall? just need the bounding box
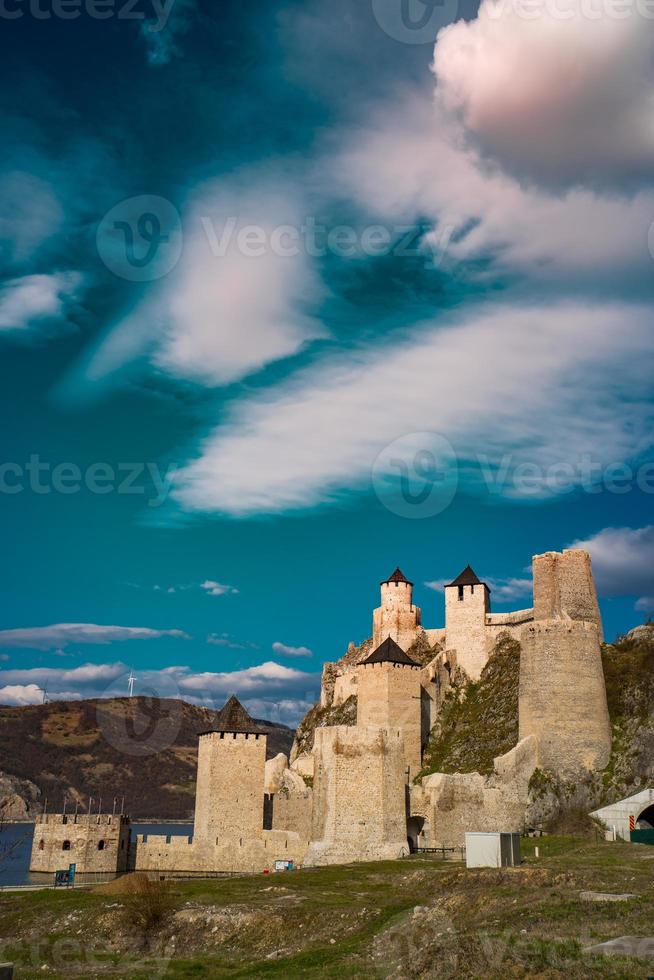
[305,725,409,865]
[31,547,614,874]
[30,813,131,874]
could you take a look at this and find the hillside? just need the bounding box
[2,837,654,978]
[0,697,294,819]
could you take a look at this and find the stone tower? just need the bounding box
[304,724,409,865]
[357,636,423,777]
[193,696,267,844]
[519,548,610,774]
[519,620,611,774]
[372,567,421,652]
[532,549,603,641]
[444,565,491,679]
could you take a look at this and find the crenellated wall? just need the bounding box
[372,580,421,652]
[532,550,603,640]
[193,730,267,843]
[444,581,491,679]
[30,813,131,873]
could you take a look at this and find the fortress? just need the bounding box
[31,548,613,875]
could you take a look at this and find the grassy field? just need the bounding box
[1,837,653,978]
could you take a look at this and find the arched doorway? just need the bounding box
[407,817,425,853]
[636,803,654,829]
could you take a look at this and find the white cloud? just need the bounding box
[201,580,239,597]
[0,272,82,335]
[0,624,190,651]
[241,697,314,727]
[0,683,44,706]
[178,661,318,697]
[433,0,654,187]
[173,301,653,514]
[335,94,654,289]
[569,526,654,601]
[0,660,321,715]
[85,178,326,389]
[486,577,533,603]
[272,641,313,658]
[635,596,654,613]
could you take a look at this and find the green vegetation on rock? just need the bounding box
[418,635,521,779]
[293,695,358,758]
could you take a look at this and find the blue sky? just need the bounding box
[0,0,653,724]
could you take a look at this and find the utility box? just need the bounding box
[465,832,521,868]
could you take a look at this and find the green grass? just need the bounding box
[1,838,653,978]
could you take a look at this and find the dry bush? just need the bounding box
[119,873,177,935]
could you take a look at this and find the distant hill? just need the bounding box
[0,697,294,820]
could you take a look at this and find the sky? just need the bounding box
[0,0,653,726]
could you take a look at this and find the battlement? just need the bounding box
[532,549,603,639]
[30,811,131,874]
[34,812,129,828]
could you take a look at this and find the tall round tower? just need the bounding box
[372,567,421,652]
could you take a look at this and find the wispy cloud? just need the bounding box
[201,580,239,597]
[0,272,82,336]
[173,301,653,515]
[139,0,197,67]
[207,633,259,650]
[0,624,190,651]
[272,641,313,658]
[569,526,654,609]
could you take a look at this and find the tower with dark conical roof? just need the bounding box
[444,564,491,679]
[372,566,422,652]
[357,635,423,776]
[193,695,267,844]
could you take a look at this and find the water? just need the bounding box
[0,822,193,887]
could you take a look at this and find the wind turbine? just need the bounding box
[127,672,136,698]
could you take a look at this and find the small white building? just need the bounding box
[465,832,521,868]
[590,788,654,841]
